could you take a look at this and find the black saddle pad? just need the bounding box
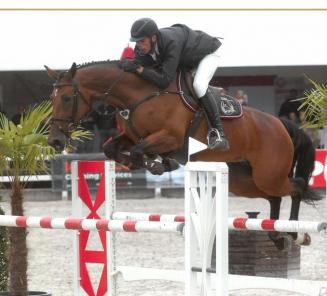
[177,71,243,119]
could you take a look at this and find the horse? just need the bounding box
[46,61,321,250]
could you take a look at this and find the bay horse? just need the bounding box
[46,61,321,249]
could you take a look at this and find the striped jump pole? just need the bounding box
[0,215,184,233]
[229,218,327,233]
[112,212,327,234]
[112,212,185,222]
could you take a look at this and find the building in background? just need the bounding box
[0,64,326,145]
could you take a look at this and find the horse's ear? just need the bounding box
[44,65,59,80]
[68,62,77,79]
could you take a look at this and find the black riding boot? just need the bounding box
[199,89,230,150]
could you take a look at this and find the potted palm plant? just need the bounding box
[0,101,90,295]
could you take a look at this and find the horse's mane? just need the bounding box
[57,60,120,80]
[76,60,120,70]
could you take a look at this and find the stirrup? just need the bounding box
[207,128,230,150]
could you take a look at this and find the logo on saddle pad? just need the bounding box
[220,96,236,115]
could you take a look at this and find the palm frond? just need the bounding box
[71,128,93,142]
[0,113,10,130]
[0,101,56,181]
[19,100,52,135]
[300,79,327,128]
[64,127,93,153]
[22,144,54,175]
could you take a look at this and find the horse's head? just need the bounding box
[46,63,92,152]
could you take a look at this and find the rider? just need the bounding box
[119,18,229,150]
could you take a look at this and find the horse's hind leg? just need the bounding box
[268,180,310,248]
[229,163,294,250]
[289,178,311,245]
[267,197,294,250]
[269,197,281,219]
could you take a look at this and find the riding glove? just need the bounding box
[119,59,140,73]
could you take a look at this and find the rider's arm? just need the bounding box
[136,41,182,89]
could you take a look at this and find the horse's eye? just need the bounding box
[61,95,72,103]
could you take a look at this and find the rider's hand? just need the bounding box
[119,59,140,73]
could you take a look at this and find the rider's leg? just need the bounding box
[199,89,229,150]
[193,48,229,150]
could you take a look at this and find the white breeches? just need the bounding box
[193,48,220,98]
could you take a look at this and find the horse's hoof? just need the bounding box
[295,233,311,246]
[303,233,311,246]
[274,237,291,251]
[268,232,292,251]
[162,158,180,172]
[146,161,165,175]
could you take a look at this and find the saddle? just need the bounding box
[176,71,243,119]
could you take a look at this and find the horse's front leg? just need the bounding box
[102,130,142,169]
[129,130,182,169]
[102,128,123,160]
[102,130,161,172]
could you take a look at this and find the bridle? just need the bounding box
[50,80,93,137]
[50,69,126,138]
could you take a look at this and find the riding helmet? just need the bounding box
[130,18,159,42]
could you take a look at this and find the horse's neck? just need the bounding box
[76,67,119,104]
[114,74,177,102]
[78,66,172,108]
[109,77,160,107]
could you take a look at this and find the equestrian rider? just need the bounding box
[119,18,229,150]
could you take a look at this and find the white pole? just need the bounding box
[184,162,198,296]
[216,163,229,296]
[106,161,116,296]
[185,162,228,296]
[71,161,82,296]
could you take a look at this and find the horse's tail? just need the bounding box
[280,118,322,204]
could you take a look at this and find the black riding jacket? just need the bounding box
[134,24,221,89]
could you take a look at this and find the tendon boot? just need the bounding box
[199,89,230,150]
